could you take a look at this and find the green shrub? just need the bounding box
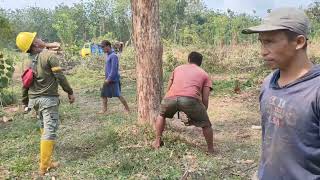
[0,50,16,106]
[0,89,17,106]
[201,49,225,73]
[0,50,15,89]
[164,51,181,72]
[120,46,135,70]
[310,55,320,64]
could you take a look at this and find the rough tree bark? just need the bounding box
[131,0,163,125]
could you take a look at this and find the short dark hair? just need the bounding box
[283,30,307,49]
[101,40,111,47]
[188,51,203,66]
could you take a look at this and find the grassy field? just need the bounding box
[0,49,264,179]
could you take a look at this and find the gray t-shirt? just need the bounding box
[259,65,320,180]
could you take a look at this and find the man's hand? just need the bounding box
[68,94,75,104]
[104,79,111,85]
[23,105,31,114]
[46,42,61,51]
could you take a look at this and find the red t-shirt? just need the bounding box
[165,64,212,101]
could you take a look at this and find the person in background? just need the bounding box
[114,41,124,55]
[98,40,130,114]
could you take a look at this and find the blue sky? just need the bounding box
[204,0,314,17]
[0,0,316,17]
[0,0,79,9]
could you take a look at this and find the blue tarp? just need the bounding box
[90,43,104,56]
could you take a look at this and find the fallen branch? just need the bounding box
[243,163,258,172]
[166,118,203,137]
[180,170,190,180]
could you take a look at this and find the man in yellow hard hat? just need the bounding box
[16,32,75,175]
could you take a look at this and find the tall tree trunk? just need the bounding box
[83,30,87,41]
[102,18,105,34]
[131,0,163,125]
[173,19,178,44]
[99,22,102,37]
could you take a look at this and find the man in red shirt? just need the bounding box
[153,52,214,153]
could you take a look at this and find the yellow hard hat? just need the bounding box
[16,32,37,53]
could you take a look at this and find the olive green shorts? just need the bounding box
[160,96,211,128]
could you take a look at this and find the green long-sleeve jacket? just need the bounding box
[22,50,73,105]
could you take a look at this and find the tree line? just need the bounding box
[1,0,320,50]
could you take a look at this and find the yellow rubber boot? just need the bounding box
[39,140,59,175]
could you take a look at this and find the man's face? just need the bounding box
[258,31,297,70]
[102,45,111,53]
[115,43,120,49]
[30,38,45,53]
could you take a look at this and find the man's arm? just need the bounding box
[202,86,211,109]
[166,72,174,93]
[202,86,211,110]
[202,75,213,110]
[48,55,75,103]
[22,87,29,106]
